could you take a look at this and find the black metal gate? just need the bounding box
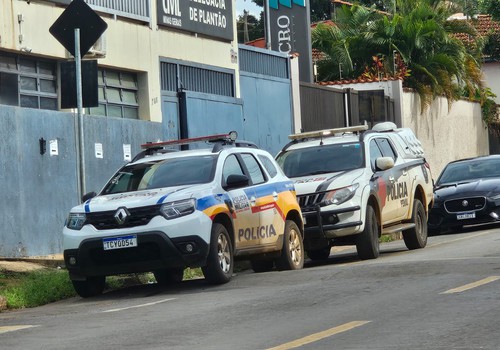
[299,83,395,131]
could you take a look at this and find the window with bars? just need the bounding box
[0,52,58,110]
[86,69,139,119]
[160,61,234,97]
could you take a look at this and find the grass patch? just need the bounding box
[0,265,224,310]
[0,269,76,309]
[183,267,203,280]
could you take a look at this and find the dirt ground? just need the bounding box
[0,255,65,273]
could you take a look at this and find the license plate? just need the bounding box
[103,235,137,250]
[457,212,475,220]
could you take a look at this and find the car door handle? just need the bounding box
[250,196,256,206]
[273,191,279,201]
[402,170,408,176]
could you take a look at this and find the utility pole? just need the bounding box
[243,10,250,43]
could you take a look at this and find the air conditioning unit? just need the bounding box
[85,33,107,58]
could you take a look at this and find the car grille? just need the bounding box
[444,197,486,213]
[297,192,326,209]
[85,205,162,230]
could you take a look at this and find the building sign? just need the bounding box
[157,0,233,41]
[269,0,313,82]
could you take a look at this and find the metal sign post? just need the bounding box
[49,0,107,202]
[75,28,86,198]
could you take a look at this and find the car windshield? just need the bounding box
[101,155,216,194]
[276,143,364,177]
[436,158,500,185]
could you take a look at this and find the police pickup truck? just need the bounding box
[275,122,434,260]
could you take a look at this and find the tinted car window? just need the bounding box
[102,156,216,194]
[258,154,278,178]
[222,154,245,185]
[241,153,266,185]
[369,139,384,170]
[437,158,500,184]
[376,138,397,160]
[276,143,364,177]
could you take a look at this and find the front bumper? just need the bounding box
[302,205,362,235]
[64,232,209,279]
[428,198,500,231]
[63,211,213,279]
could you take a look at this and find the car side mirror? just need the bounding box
[224,174,250,190]
[376,157,395,171]
[82,191,97,202]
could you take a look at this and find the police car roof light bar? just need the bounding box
[288,125,368,140]
[141,131,238,149]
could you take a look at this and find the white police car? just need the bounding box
[63,132,304,297]
[276,123,434,261]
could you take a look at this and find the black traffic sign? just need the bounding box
[49,0,108,57]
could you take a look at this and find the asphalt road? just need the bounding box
[1,224,499,350]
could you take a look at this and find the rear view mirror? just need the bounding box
[224,174,250,190]
[82,191,97,202]
[376,157,395,171]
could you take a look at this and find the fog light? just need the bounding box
[69,257,77,265]
[185,243,194,253]
[490,212,499,220]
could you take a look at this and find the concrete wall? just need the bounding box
[482,62,500,104]
[401,91,490,177]
[0,105,163,257]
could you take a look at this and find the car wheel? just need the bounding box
[275,220,304,271]
[356,205,380,260]
[154,268,184,285]
[306,247,331,261]
[250,259,274,273]
[202,223,233,284]
[71,276,106,298]
[403,199,428,249]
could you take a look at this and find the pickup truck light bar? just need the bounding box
[288,125,368,140]
[141,131,238,149]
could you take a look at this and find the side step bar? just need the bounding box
[382,223,415,235]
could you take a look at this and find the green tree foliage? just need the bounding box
[250,0,332,22]
[312,0,487,115]
[479,0,500,20]
[237,11,265,43]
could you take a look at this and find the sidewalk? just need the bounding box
[0,254,65,272]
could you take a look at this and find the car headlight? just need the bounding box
[66,213,86,230]
[491,193,500,200]
[322,184,359,206]
[160,199,196,220]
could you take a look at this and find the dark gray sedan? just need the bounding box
[428,155,500,234]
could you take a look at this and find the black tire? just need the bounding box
[275,220,304,271]
[202,223,234,284]
[306,247,331,261]
[154,268,184,285]
[356,205,380,260]
[403,199,428,249]
[250,259,274,273]
[71,276,106,298]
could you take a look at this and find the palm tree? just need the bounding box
[312,0,484,111]
[312,4,382,81]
